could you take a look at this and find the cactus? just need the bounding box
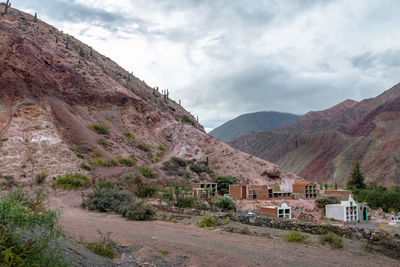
[3,0,11,14]
[34,12,37,21]
[56,36,58,43]
[65,40,69,49]
[179,99,181,106]
[90,47,93,56]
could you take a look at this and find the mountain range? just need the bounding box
[209,111,301,142]
[229,83,400,186]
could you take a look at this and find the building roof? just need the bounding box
[292,182,311,186]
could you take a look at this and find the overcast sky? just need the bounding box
[14,0,400,131]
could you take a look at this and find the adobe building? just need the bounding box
[326,195,358,223]
[191,183,217,198]
[260,203,291,219]
[321,190,352,201]
[292,182,318,199]
[229,184,291,200]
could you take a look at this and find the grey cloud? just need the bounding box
[351,49,400,70]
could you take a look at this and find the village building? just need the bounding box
[191,183,217,198]
[229,184,291,200]
[321,189,352,200]
[260,203,291,219]
[292,182,318,199]
[326,195,359,222]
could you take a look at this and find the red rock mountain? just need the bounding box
[0,8,300,190]
[230,83,400,186]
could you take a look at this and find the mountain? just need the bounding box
[230,83,400,186]
[0,8,300,190]
[209,111,301,142]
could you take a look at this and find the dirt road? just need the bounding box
[50,192,400,267]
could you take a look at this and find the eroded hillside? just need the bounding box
[0,8,299,189]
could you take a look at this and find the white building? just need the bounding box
[325,195,358,222]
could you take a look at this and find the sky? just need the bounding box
[13,0,400,132]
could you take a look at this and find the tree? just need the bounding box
[334,181,338,190]
[347,162,366,191]
[213,175,237,195]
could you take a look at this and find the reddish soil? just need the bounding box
[50,192,399,267]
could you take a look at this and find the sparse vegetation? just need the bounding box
[35,170,48,184]
[97,138,109,147]
[78,231,117,259]
[54,173,91,189]
[198,215,216,228]
[123,132,134,141]
[118,157,137,167]
[138,165,159,179]
[88,123,110,135]
[215,197,236,211]
[284,230,308,244]
[119,200,155,221]
[213,175,237,195]
[137,143,151,152]
[181,114,194,125]
[159,249,169,255]
[320,232,343,249]
[136,183,158,198]
[80,162,92,171]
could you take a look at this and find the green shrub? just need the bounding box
[123,132,134,141]
[198,215,216,228]
[82,187,132,212]
[80,162,92,171]
[119,200,155,221]
[284,231,308,243]
[213,176,237,195]
[157,145,166,154]
[118,157,137,167]
[181,114,194,125]
[159,249,169,255]
[176,196,196,208]
[320,232,343,249]
[94,180,115,189]
[35,171,48,184]
[93,159,118,167]
[190,163,209,174]
[54,173,91,189]
[78,231,117,259]
[138,166,159,179]
[0,189,66,266]
[88,123,110,135]
[137,143,151,152]
[97,138,109,147]
[170,157,188,167]
[136,184,158,198]
[216,197,236,211]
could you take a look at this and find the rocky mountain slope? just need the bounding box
[0,8,300,190]
[230,83,400,186]
[209,111,300,142]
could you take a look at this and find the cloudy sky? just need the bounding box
[14,0,400,131]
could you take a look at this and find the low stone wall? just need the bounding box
[227,213,400,260]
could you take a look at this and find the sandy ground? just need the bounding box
[49,191,400,267]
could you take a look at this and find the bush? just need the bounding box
[157,145,166,154]
[213,176,237,195]
[170,157,188,167]
[198,215,216,228]
[284,231,308,243]
[118,157,137,167]
[176,196,197,208]
[82,187,133,212]
[216,197,236,211]
[190,163,209,174]
[97,138,109,147]
[88,123,110,135]
[78,231,117,259]
[181,114,194,125]
[123,132,134,141]
[94,180,115,189]
[320,232,343,249]
[137,143,151,152]
[35,171,48,184]
[3,175,16,187]
[80,162,92,171]
[136,184,158,198]
[0,189,66,266]
[138,166,159,179]
[119,200,155,221]
[54,173,91,189]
